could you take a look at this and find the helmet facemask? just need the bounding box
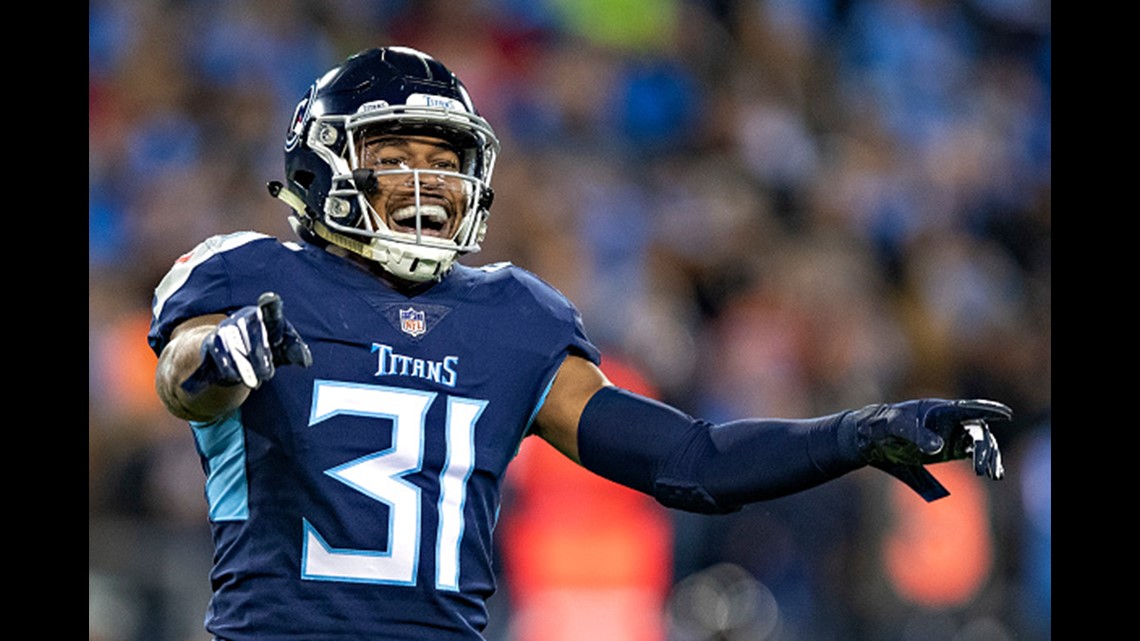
[305,102,499,282]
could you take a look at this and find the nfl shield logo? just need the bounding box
[399,307,427,337]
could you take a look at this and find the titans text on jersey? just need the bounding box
[373,343,460,387]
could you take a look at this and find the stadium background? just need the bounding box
[88,1,1051,640]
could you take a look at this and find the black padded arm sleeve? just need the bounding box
[577,386,867,513]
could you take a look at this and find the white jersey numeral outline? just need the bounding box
[302,380,484,591]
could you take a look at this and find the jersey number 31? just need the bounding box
[301,380,486,591]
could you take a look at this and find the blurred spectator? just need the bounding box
[1014,414,1051,640]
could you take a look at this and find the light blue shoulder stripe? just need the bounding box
[191,409,249,522]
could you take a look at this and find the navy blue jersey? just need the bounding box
[148,232,601,641]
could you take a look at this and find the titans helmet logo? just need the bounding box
[285,85,315,152]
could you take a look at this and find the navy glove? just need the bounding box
[182,292,312,394]
[845,399,1011,501]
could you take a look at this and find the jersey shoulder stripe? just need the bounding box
[152,231,275,320]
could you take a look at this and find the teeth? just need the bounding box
[390,205,448,224]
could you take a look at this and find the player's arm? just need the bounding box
[532,355,1009,512]
[155,292,312,423]
[530,354,611,463]
[156,313,241,422]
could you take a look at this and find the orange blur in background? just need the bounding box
[499,354,673,641]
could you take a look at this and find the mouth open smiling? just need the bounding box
[387,204,452,237]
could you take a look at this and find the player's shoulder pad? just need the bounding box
[467,261,575,308]
[153,231,284,320]
[468,260,516,279]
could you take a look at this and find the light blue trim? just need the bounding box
[515,356,564,458]
[524,367,560,434]
[191,410,249,522]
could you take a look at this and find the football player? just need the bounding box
[149,46,1009,641]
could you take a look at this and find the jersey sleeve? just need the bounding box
[493,265,602,432]
[502,263,601,367]
[147,232,272,356]
[567,303,602,365]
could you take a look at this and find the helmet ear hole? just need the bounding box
[292,170,316,190]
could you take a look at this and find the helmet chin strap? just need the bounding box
[270,181,451,283]
[312,217,450,282]
[313,219,385,263]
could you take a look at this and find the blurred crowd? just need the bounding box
[89,1,1050,640]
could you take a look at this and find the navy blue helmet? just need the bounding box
[275,47,500,282]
